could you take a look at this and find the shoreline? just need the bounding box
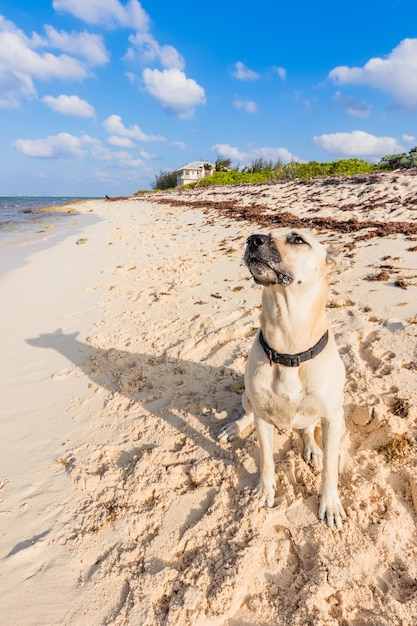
[0,200,101,278]
[1,175,417,624]
[0,199,119,622]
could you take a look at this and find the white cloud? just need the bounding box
[40,26,108,65]
[52,1,205,118]
[0,68,36,108]
[42,94,96,117]
[274,66,286,80]
[91,168,115,183]
[402,134,416,144]
[212,143,298,164]
[0,16,101,108]
[234,98,258,113]
[212,144,244,162]
[172,141,187,151]
[126,32,184,70]
[55,0,201,117]
[14,132,89,158]
[0,23,89,82]
[14,131,149,168]
[333,91,371,117]
[232,61,260,81]
[91,165,147,184]
[142,68,206,119]
[103,114,165,142]
[313,130,403,157]
[107,135,135,148]
[294,91,312,109]
[52,0,150,30]
[125,71,137,84]
[138,148,155,159]
[329,39,417,109]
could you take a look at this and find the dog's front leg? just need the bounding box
[253,417,276,507]
[319,410,346,529]
[301,422,323,471]
[217,412,254,442]
[218,391,255,442]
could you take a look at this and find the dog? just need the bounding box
[219,229,346,529]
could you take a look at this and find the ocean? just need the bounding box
[0,196,101,277]
[0,196,99,235]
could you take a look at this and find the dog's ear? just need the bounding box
[326,244,342,268]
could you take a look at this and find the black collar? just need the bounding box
[259,329,329,367]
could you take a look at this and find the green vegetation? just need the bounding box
[379,147,417,170]
[192,169,273,187]
[152,170,178,190]
[215,156,233,172]
[185,157,377,188]
[148,147,417,192]
[273,158,375,179]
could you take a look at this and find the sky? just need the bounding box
[1,0,417,196]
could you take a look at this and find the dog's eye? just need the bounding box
[288,233,306,245]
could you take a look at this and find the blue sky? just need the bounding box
[1,0,417,196]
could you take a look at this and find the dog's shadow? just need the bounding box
[26,329,247,460]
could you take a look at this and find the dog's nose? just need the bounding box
[247,234,269,248]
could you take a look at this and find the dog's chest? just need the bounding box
[256,367,323,428]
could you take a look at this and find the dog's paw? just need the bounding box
[318,493,346,530]
[217,421,240,442]
[252,480,276,508]
[303,443,323,472]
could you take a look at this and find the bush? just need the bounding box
[139,149,417,194]
[280,158,375,179]
[215,156,232,172]
[183,158,377,188]
[378,148,417,170]
[241,158,274,173]
[184,170,271,188]
[152,170,177,190]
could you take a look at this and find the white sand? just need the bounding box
[1,171,417,625]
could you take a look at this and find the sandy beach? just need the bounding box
[1,169,417,625]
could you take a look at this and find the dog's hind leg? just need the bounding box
[217,392,254,442]
[300,422,323,472]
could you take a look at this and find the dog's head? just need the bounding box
[244,229,331,287]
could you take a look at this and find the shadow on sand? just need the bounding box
[27,328,247,460]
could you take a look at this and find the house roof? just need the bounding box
[176,160,215,172]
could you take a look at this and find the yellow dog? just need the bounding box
[219,229,346,529]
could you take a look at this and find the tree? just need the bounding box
[241,158,274,173]
[378,148,417,169]
[152,170,177,190]
[215,156,232,172]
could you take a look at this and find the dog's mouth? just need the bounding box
[244,235,293,286]
[244,254,293,286]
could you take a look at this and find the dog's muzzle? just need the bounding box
[244,234,292,286]
[246,233,272,252]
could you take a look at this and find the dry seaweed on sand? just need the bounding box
[377,434,415,463]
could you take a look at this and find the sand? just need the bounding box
[1,169,417,625]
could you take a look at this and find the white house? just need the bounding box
[176,161,215,187]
